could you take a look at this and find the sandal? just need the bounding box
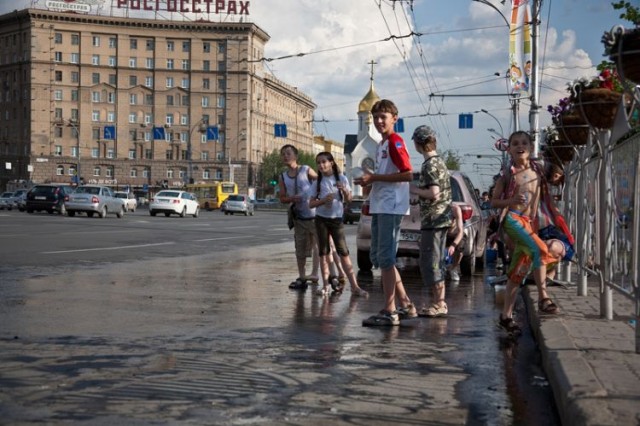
[351,288,368,298]
[288,278,308,290]
[538,298,559,314]
[306,275,319,284]
[498,314,521,336]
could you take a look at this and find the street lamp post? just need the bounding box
[66,119,81,185]
[188,119,208,184]
[479,109,507,166]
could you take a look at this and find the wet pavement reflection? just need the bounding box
[0,242,559,425]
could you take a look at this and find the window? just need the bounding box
[92,36,100,47]
[201,151,209,160]
[167,169,174,178]
[182,95,189,105]
[129,130,137,140]
[107,111,115,122]
[92,110,100,121]
[54,33,62,44]
[129,57,137,67]
[180,131,188,142]
[218,78,226,90]
[107,149,115,159]
[130,94,137,105]
[218,61,226,72]
[71,34,79,45]
[54,52,62,62]
[144,114,152,125]
[144,131,151,142]
[217,96,225,108]
[55,71,63,82]
[91,148,99,158]
[181,77,189,89]
[182,41,190,52]
[145,76,153,87]
[92,73,100,84]
[165,114,173,125]
[203,42,211,53]
[203,60,210,71]
[108,56,116,67]
[166,95,174,106]
[109,37,116,48]
[93,166,101,176]
[68,165,76,176]
[180,114,188,125]
[54,145,62,156]
[203,169,210,179]
[107,92,115,103]
[71,72,79,83]
[129,75,137,86]
[56,165,64,175]
[146,40,154,50]
[144,151,152,161]
[145,58,154,69]
[216,152,224,161]
[70,53,79,63]
[215,169,223,180]
[202,96,209,107]
[130,168,137,177]
[218,42,226,53]
[71,109,79,121]
[145,94,153,105]
[130,39,137,49]
[54,127,63,138]
[92,91,101,102]
[166,77,174,88]
[166,59,174,69]
[128,149,136,159]
[166,151,173,160]
[109,74,116,85]
[182,59,189,70]
[54,90,62,101]
[129,113,137,123]
[167,41,174,51]
[92,128,100,140]
[203,78,210,89]
[106,166,114,177]
[71,146,78,157]
[54,108,62,120]
[92,54,100,65]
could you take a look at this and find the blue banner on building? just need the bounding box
[103,126,116,140]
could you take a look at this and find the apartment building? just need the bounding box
[0,7,316,193]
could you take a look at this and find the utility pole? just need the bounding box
[529,0,542,158]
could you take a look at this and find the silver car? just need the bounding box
[66,185,125,218]
[224,194,254,216]
[0,191,15,210]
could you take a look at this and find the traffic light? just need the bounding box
[269,179,278,186]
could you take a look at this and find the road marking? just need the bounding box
[194,236,253,242]
[42,242,175,254]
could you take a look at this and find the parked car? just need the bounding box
[0,191,15,210]
[66,185,125,218]
[343,198,364,224]
[355,171,489,276]
[12,189,28,211]
[149,190,200,218]
[114,191,138,212]
[224,194,255,216]
[25,184,74,215]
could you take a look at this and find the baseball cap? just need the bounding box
[412,125,436,143]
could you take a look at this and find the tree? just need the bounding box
[258,148,317,189]
[442,149,462,170]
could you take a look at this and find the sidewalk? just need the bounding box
[523,274,640,426]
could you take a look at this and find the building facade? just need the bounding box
[0,7,316,194]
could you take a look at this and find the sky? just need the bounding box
[0,0,629,190]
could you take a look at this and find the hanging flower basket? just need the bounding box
[605,27,640,84]
[557,113,590,146]
[545,138,575,163]
[575,88,623,129]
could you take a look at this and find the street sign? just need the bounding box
[458,114,473,129]
[153,127,166,140]
[394,118,404,133]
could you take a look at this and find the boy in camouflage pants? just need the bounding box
[409,126,453,317]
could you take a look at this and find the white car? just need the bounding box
[0,191,15,210]
[114,191,137,212]
[149,190,199,218]
[66,185,125,218]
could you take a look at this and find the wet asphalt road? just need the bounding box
[0,208,559,425]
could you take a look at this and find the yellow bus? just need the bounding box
[186,181,238,210]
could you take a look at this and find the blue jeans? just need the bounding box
[370,213,403,270]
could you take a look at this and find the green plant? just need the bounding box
[611,1,640,26]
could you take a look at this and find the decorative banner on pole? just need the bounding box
[274,124,288,138]
[458,114,473,129]
[393,118,405,133]
[153,126,166,140]
[103,126,116,140]
[206,126,219,141]
[509,0,532,94]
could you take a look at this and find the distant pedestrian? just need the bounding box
[355,99,416,326]
[491,131,560,336]
[278,144,320,290]
[409,125,452,317]
[309,151,368,298]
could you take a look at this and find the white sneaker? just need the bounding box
[449,270,460,281]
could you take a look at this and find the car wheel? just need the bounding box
[193,207,199,218]
[27,209,33,213]
[165,212,171,217]
[116,205,124,218]
[150,211,157,217]
[357,249,373,271]
[99,206,107,218]
[179,207,187,218]
[244,210,249,216]
[460,252,476,276]
[67,211,76,217]
[204,202,211,211]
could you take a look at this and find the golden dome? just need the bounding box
[358,82,380,113]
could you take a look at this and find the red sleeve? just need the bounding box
[387,133,412,172]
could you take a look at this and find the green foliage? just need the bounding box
[442,149,462,170]
[258,148,317,186]
[612,1,640,26]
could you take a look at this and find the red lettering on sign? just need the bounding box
[114,0,249,14]
[167,0,177,12]
[192,0,201,13]
[180,0,189,12]
[239,1,249,14]
[143,0,153,11]
[215,0,224,13]
[130,0,140,10]
[227,0,236,14]
[117,0,128,7]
